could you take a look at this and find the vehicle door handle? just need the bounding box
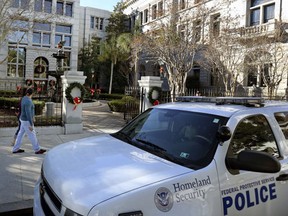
[276,174,288,181]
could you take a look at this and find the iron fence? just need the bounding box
[124,85,287,122]
[0,87,63,128]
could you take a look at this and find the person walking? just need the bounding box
[11,88,26,146]
[12,88,46,154]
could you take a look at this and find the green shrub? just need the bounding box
[0,97,45,115]
[98,93,124,101]
[108,96,139,112]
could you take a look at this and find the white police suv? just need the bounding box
[34,97,288,216]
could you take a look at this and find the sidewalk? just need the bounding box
[0,101,126,214]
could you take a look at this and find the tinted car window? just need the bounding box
[274,112,288,144]
[228,115,279,158]
[112,108,227,169]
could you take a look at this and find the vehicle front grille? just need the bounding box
[40,171,63,215]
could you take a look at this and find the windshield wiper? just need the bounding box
[135,138,166,152]
[135,138,186,166]
[112,132,132,143]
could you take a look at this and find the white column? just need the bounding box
[138,76,163,111]
[61,71,87,134]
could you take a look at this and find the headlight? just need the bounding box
[118,211,143,216]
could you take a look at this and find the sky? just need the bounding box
[80,0,120,11]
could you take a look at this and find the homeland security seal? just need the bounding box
[154,187,173,212]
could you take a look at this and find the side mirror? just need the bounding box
[217,126,231,143]
[226,150,281,173]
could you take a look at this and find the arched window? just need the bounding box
[7,46,26,77]
[34,57,49,79]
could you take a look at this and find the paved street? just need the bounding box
[0,101,126,215]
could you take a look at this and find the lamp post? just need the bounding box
[49,41,67,102]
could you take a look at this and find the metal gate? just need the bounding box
[123,86,144,121]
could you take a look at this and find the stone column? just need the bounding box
[61,71,86,134]
[138,76,163,111]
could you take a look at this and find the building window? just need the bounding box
[251,0,270,7]
[34,57,48,79]
[152,4,157,20]
[263,4,275,23]
[91,17,105,30]
[144,9,148,23]
[249,1,275,26]
[178,24,185,38]
[63,51,71,70]
[193,20,201,42]
[139,12,143,25]
[95,17,99,29]
[246,62,272,87]
[55,24,72,47]
[56,1,64,15]
[11,0,29,9]
[35,0,52,13]
[7,46,26,77]
[211,13,220,37]
[180,0,186,10]
[99,18,104,30]
[90,16,95,29]
[158,1,164,17]
[65,2,73,17]
[172,0,178,11]
[8,20,29,44]
[8,31,28,44]
[33,22,51,47]
[44,0,52,13]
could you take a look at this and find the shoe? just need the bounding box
[35,149,47,154]
[13,149,25,154]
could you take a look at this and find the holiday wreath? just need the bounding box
[148,86,162,105]
[65,82,86,110]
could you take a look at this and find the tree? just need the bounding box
[0,0,32,64]
[99,2,132,94]
[141,2,215,101]
[130,19,144,87]
[0,0,61,64]
[106,1,129,38]
[78,37,105,88]
[243,23,288,99]
[99,33,131,94]
[199,11,246,96]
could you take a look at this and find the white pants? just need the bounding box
[13,120,41,152]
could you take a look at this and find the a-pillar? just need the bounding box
[138,76,163,112]
[61,71,87,134]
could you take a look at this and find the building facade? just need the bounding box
[0,0,111,91]
[123,0,288,96]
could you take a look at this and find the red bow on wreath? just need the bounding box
[153,100,160,106]
[73,97,82,110]
[90,88,95,96]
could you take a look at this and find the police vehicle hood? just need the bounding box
[42,134,191,213]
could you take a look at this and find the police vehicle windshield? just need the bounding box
[112,108,228,169]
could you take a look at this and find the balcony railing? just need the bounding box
[239,20,277,37]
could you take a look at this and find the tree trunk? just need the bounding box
[109,62,114,94]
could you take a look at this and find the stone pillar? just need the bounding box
[61,71,86,134]
[138,76,163,111]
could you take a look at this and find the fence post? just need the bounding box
[61,71,87,134]
[138,76,163,112]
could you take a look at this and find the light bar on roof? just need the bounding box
[176,96,265,107]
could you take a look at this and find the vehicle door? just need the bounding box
[215,113,288,216]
